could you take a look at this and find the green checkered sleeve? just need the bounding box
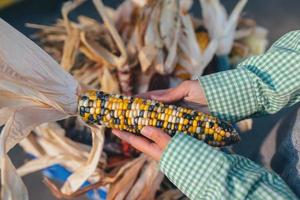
[159,134,298,200]
[199,30,300,122]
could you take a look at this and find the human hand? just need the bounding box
[112,126,171,161]
[139,80,208,106]
[112,80,207,161]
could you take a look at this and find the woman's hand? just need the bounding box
[112,80,207,161]
[139,80,207,105]
[112,126,171,161]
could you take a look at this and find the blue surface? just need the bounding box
[28,154,107,200]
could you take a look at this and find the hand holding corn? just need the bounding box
[79,81,240,158]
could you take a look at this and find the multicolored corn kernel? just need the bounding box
[78,90,240,147]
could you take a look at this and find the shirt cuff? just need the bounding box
[198,68,258,122]
[159,134,224,199]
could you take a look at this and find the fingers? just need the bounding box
[136,89,172,99]
[150,81,190,103]
[138,81,190,103]
[112,129,162,161]
[141,126,170,149]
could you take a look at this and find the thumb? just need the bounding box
[141,126,171,149]
[151,82,189,103]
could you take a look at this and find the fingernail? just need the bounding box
[141,126,151,135]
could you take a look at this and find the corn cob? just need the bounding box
[78,90,240,147]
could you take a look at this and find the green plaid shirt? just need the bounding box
[159,31,300,199]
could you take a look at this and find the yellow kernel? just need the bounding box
[158,113,161,119]
[183,119,189,125]
[89,95,96,100]
[164,108,169,114]
[178,112,183,117]
[204,128,209,134]
[209,128,214,134]
[165,115,169,122]
[163,121,168,128]
[88,90,96,96]
[192,126,197,133]
[151,112,155,118]
[171,123,175,130]
[95,108,100,114]
[220,130,225,136]
[217,135,222,142]
[83,113,89,121]
[153,119,157,126]
[118,110,122,116]
[188,126,193,132]
[96,100,101,107]
[178,124,183,131]
[193,120,197,127]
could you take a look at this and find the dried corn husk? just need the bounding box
[0,18,75,199]
[199,0,247,55]
[60,0,85,71]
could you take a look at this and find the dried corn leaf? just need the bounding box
[179,0,193,13]
[17,155,67,177]
[61,126,105,194]
[101,67,120,93]
[200,0,247,55]
[18,134,46,157]
[93,0,128,69]
[80,30,118,68]
[138,45,157,72]
[61,27,80,71]
[157,189,186,200]
[26,23,66,33]
[126,159,164,200]
[107,155,147,200]
[131,0,149,7]
[160,0,179,48]
[60,0,84,71]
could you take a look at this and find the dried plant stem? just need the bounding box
[93,0,128,69]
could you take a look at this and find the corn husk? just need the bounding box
[199,0,247,55]
[0,18,78,199]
